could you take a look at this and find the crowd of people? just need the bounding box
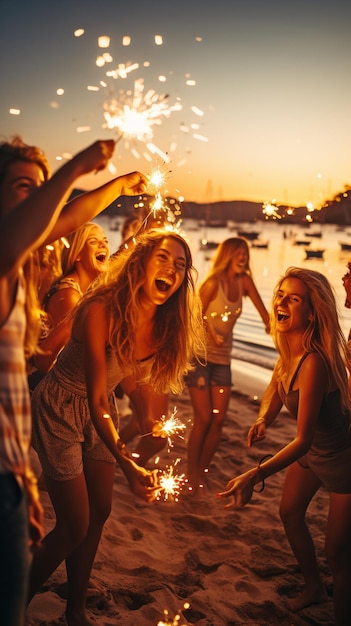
[1,134,351,626]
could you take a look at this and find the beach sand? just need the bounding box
[26,376,334,626]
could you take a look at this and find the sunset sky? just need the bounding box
[1,0,350,207]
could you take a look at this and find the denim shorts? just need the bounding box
[185,361,232,388]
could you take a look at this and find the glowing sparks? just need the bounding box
[149,168,166,189]
[262,200,281,219]
[157,460,186,502]
[103,78,182,152]
[105,62,139,79]
[60,236,70,249]
[220,306,231,322]
[191,106,204,117]
[157,603,190,626]
[207,306,237,323]
[148,161,172,192]
[152,407,186,447]
[193,134,208,143]
[69,30,208,175]
[98,35,110,48]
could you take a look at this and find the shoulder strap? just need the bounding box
[288,352,310,392]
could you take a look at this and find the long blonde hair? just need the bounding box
[76,229,206,394]
[60,222,105,275]
[200,237,251,287]
[271,267,351,412]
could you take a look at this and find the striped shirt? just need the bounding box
[0,271,32,477]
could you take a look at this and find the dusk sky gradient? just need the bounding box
[1,0,350,207]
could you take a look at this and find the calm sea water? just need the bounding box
[96,215,351,372]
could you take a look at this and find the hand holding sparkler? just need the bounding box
[115,437,160,502]
[126,463,160,504]
[151,408,186,447]
[117,170,149,196]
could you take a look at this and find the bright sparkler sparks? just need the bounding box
[103,77,182,158]
[70,31,209,170]
[157,460,186,502]
[157,603,190,626]
[152,407,186,448]
[207,306,241,323]
[149,165,169,190]
[262,200,281,219]
[127,163,185,238]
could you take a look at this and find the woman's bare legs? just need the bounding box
[198,385,231,470]
[28,473,91,603]
[186,385,212,491]
[279,462,328,611]
[187,385,230,491]
[325,492,351,625]
[28,459,115,626]
[65,459,115,625]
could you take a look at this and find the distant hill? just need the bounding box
[69,186,351,226]
[69,189,266,223]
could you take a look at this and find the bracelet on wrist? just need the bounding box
[255,417,266,424]
[253,454,273,493]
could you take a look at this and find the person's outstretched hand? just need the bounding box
[217,469,257,509]
[117,171,149,196]
[128,465,160,503]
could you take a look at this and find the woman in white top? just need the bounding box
[186,237,270,492]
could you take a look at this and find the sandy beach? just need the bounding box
[26,376,334,626]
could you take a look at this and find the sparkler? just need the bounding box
[262,200,281,219]
[103,77,182,161]
[157,603,190,626]
[125,161,186,238]
[140,407,186,450]
[152,407,186,448]
[156,460,186,502]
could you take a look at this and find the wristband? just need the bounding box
[253,454,273,492]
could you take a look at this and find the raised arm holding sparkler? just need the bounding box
[0,134,139,626]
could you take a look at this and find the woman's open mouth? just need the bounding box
[277,311,289,322]
[155,278,172,293]
[96,252,108,263]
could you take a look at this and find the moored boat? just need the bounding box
[304,248,325,259]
